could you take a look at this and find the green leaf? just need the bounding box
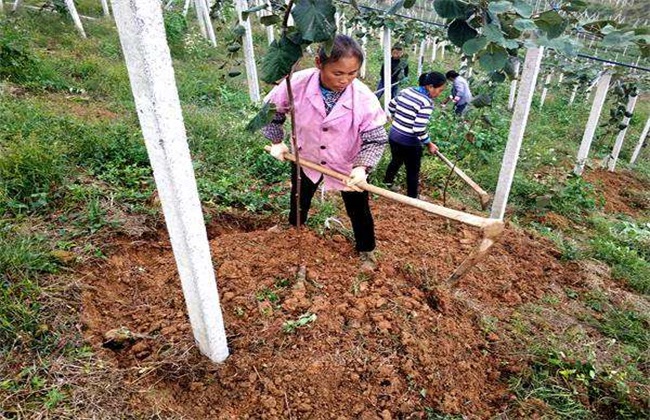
[242,4,267,20]
[562,0,587,12]
[404,0,417,8]
[581,20,617,34]
[489,71,506,83]
[260,36,303,83]
[291,0,336,43]
[504,57,519,79]
[386,0,405,14]
[260,15,282,26]
[245,102,278,132]
[227,42,241,53]
[484,24,506,44]
[602,31,636,47]
[513,18,537,32]
[600,24,617,35]
[462,37,488,55]
[478,44,508,72]
[447,19,478,48]
[434,0,468,20]
[488,1,513,14]
[231,25,246,39]
[472,94,492,108]
[513,0,532,18]
[535,10,567,39]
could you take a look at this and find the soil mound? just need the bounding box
[82,200,581,418]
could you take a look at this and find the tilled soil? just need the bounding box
[82,196,585,419]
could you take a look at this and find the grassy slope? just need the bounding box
[1,2,649,417]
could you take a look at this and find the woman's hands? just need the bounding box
[269,142,289,161]
[426,142,439,155]
[347,166,368,187]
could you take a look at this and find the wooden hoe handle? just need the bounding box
[265,146,504,282]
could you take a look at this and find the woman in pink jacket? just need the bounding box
[262,35,388,270]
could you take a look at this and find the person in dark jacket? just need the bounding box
[376,45,409,100]
[383,72,447,198]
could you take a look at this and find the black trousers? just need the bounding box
[383,140,423,198]
[289,165,375,252]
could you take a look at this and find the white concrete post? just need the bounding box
[490,47,544,220]
[539,72,552,109]
[261,1,274,45]
[195,0,216,47]
[286,0,293,26]
[100,0,110,16]
[607,94,638,171]
[507,60,520,111]
[360,33,367,79]
[12,0,21,12]
[630,116,650,165]
[569,83,579,105]
[109,0,229,363]
[0,0,4,13]
[431,37,438,61]
[107,0,228,362]
[557,72,564,85]
[417,38,426,76]
[235,0,261,103]
[441,41,446,59]
[64,0,87,38]
[382,26,392,113]
[574,72,612,175]
[194,0,207,38]
[183,0,191,16]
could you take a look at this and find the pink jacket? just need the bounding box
[264,68,386,191]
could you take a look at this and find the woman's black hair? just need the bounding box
[446,70,460,79]
[418,72,446,88]
[318,34,364,66]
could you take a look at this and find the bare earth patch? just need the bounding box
[81,198,588,418]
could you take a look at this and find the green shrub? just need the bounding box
[0,134,69,214]
[591,238,650,294]
[0,227,58,351]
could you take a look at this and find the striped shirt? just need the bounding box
[387,86,433,146]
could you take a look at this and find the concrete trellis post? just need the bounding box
[539,71,552,109]
[194,0,216,47]
[440,41,446,60]
[574,71,612,175]
[569,83,579,105]
[360,33,368,79]
[0,0,4,13]
[507,60,520,111]
[235,0,261,103]
[101,0,110,17]
[382,26,392,113]
[183,0,191,16]
[431,37,438,61]
[417,38,426,76]
[630,116,650,165]
[607,94,638,171]
[194,0,207,38]
[490,47,544,220]
[557,72,564,85]
[12,0,21,12]
[64,0,87,38]
[109,0,229,363]
[261,2,275,45]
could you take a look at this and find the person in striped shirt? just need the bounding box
[383,72,447,198]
